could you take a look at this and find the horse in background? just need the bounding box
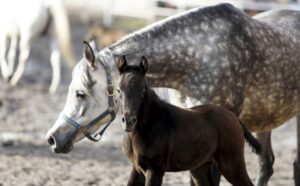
[0,0,75,93]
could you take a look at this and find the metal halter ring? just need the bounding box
[107,84,115,96]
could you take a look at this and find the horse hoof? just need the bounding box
[3,75,12,83]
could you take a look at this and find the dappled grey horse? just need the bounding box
[47,4,299,186]
[109,5,300,185]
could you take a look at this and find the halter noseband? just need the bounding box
[60,47,117,142]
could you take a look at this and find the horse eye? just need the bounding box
[76,91,86,99]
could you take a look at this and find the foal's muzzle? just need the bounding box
[122,115,137,132]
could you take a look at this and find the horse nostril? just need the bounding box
[122,117,126,123]
[47,136,56,147]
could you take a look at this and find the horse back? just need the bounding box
[190,104,242,134]
[165,104,244,170]
[191,104,244,146]
[191,104,245,155]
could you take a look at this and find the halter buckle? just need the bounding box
[106,85,115,96]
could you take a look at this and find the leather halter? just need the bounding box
[60,44,117,142]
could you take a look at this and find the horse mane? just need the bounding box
[109,3,242,56]
[142,79,174,118]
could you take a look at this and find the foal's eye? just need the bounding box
[76,91,87,99]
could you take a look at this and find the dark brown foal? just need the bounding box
[118,56,260,186]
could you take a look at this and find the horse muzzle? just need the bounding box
[46,119,77,154]
[122,115,137,132]
[47,133,74,153]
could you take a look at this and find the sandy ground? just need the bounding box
[0,22,298,186]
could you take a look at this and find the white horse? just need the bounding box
[0,0,74,93]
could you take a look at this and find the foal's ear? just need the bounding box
[83,40,96,68]
[140,56,148,74]
[117,55,127,73]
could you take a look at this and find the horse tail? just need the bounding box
[48,0,75,68]
[239,119,262,154]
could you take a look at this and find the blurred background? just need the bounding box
[0,0,298,185]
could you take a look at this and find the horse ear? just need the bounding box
[117,55,127,73]
[140,56,148,74]
[90,36,101,50]
[83,41,96,68]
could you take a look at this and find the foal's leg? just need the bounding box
[255,132,274,186]
[219,151,254,186]
[49,40,61,94]
[190,163,218,186]
[127,166,145,186]
[294,115,300,186]
[145,169,164,186]
[10,35,31,86]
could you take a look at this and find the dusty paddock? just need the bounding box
[0,20,298,186]
[0,80,298,186]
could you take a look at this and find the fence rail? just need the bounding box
[63,0,300,26]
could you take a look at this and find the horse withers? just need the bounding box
[118,56,261,186]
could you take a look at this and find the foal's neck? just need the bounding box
[137,85,169,129]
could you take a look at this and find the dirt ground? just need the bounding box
[0,21,298,186]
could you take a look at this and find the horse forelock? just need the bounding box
[120,68,143,90]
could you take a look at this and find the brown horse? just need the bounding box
[118,56,261,186]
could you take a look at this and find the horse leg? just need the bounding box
[294,115,300,186]
[0,35,10,81]
[145,169,164,186]
[190,163,218,186]
[127,166,145,186]
[219,151,254,186]
[7,35,19,78]
[10,36,31,86]
[49,40,61,94]
[255,131,274,186]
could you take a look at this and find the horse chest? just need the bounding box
[122,133,168,172]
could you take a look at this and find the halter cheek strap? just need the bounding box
[60,107,116,142]
[60,47,117,142]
